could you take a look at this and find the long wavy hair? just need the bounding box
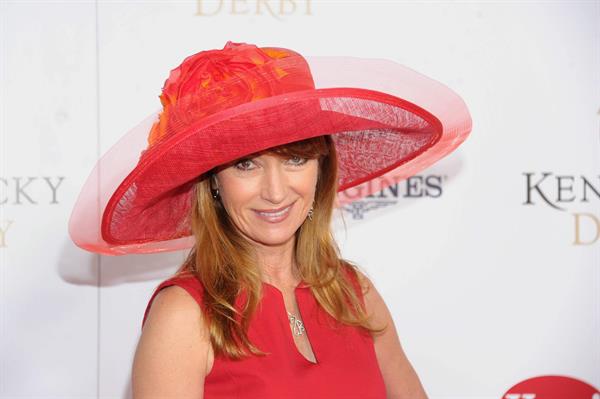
[174,134,386,359]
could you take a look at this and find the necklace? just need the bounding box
[287,311,305,336]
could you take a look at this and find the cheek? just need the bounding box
[301,177,318,198]
[300,162,319,195]
[217,175,256,213]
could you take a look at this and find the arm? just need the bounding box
[132,285,211,399]
[356,271,429,399]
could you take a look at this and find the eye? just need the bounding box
[233,158,255,171]
[287,156,308,166]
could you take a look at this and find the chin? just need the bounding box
[250,225,301,247]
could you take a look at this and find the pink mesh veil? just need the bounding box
[68,55,472,255]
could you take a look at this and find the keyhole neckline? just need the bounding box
[261,280,318,365]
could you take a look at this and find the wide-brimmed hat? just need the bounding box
[69,41,472,255]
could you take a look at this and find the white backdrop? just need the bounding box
[1,1,598,398]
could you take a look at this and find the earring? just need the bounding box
[210,174,220,200]
[307,206,314,221]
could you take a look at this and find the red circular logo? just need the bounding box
[503,375,599,399]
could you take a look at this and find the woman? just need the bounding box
[69,41,471,398]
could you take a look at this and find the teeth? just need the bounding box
[258,205,290,217]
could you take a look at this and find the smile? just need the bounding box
[253,202,295,223]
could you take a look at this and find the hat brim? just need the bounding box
[69,55,472,255]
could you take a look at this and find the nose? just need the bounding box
[261,163,288,205]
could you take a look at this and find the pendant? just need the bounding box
[287,311,305,336]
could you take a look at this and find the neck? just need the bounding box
[253,235,300,289]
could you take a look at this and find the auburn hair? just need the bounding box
[173,135,386,359]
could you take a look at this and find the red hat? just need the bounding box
[69,41,472,255]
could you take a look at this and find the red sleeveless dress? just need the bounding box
[141,269,387,398]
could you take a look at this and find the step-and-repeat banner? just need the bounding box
[1,1,598,398]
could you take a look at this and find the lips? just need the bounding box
[253,201,295,223]
[254,203,295,213]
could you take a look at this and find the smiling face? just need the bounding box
[213,152,319,249]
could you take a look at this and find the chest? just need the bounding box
[203,286,386,399]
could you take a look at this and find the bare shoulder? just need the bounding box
[354,268,391,328]
[349,267,429,399]
[132,285,212,399]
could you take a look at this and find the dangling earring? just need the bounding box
[307,206,314,221]
[210,175,220,200]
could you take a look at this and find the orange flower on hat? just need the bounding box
[147,41,293,149]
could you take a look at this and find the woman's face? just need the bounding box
[214,153,319,248]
